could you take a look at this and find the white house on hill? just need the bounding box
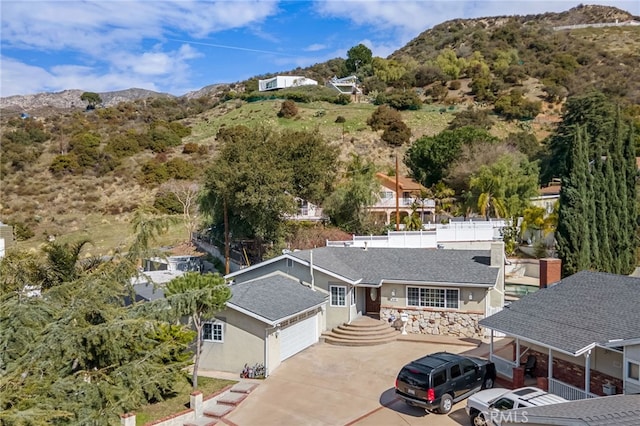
[258,76,318,92]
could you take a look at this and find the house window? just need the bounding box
[286,258,294,268]
[203,321,223,342]
[330,285,346,307]
[407,287,459,309]
[629,361,640,381]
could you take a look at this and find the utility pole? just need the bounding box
[224,198,230,275]
[395,154,400,231]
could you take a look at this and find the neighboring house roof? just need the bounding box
[288,246,499,287]
[228,271,327,325]
[376,173,426,193]
[480,271,640,355]
[538,183,561,196]
[128,270,185,303]
[503,394,640,426]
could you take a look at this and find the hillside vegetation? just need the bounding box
[1,4,639,257]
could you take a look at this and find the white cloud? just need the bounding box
[304,43,327,52]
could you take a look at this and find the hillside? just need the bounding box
[1,4,639,257]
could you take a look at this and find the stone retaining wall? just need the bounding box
[381,308,484,338]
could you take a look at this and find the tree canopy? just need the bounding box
[0,214,196,425]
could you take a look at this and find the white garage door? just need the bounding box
[279,314,318,361]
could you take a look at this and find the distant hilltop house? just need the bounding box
[326,75,362,95]
[258,76,318,92]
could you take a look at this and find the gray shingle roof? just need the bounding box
[480,271,640,355]
[229,272,327,323]
[289,246,498,286]
[504,394,640,425]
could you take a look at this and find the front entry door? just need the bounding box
[366,287,381,314]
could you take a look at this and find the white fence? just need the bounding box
[327,220,507,249]
[549,378,599,400]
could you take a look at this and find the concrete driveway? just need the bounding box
[219,338,494,426]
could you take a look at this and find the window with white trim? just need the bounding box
[203,321,223,342]
[407,287,459,309]
[330,285,346,306]
[628,361,640,382]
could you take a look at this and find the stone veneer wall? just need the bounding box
[525,348,623,396]
[381,307,484,338]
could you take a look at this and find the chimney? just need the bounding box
[539,258,561,288]
[490,241,504,267]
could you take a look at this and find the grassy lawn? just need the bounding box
[135,376,237,425]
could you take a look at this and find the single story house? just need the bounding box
[481,264,640,400]
[258,76,318,92]
[199,243,506,376]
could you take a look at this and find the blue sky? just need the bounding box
[1,1,638,98]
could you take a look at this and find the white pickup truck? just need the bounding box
[465,386,567,426]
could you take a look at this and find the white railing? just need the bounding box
[490,354,517,380]
[548,378,599,400]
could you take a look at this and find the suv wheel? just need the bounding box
[437,394,453,414]
[471,412,487,426]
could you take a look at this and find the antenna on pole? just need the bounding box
[395,154,400,231]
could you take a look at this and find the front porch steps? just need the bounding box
[321,316,399,346]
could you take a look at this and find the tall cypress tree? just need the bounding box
[557,126,591,276]
[554,93,638,276]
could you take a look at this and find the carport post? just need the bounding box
[490,330,494,357]
[585,350,591,396]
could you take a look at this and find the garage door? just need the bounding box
[279,314,318,361]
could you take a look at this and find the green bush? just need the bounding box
[182,143,199,154]
[382,120,411,146]
[277,100,298,118]
[49,154,80,176]
[367,105,403,131]
[153,192,182,214]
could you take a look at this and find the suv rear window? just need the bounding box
[432,369,447,387]
[398,366,430,388]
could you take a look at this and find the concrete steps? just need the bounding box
[185,382,258,425]
[322,316,399,346]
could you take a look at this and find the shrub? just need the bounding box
[448,109,493,130]
[277,100,298,118]
[448,80,461,90]
[335,116,346,124]
[367,105,403,131]
[381,120,411,146]
[49,154,80,176]
[182,143,199,154]
[11,221,35,241]
[153,192,182,214]
[334,94,351,105]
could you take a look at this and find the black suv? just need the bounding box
[395,352,496,414]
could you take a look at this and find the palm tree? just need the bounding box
[431,182,456,221]
[165,272,231,389]
[403,202,424,230]
[469,172,507,219]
